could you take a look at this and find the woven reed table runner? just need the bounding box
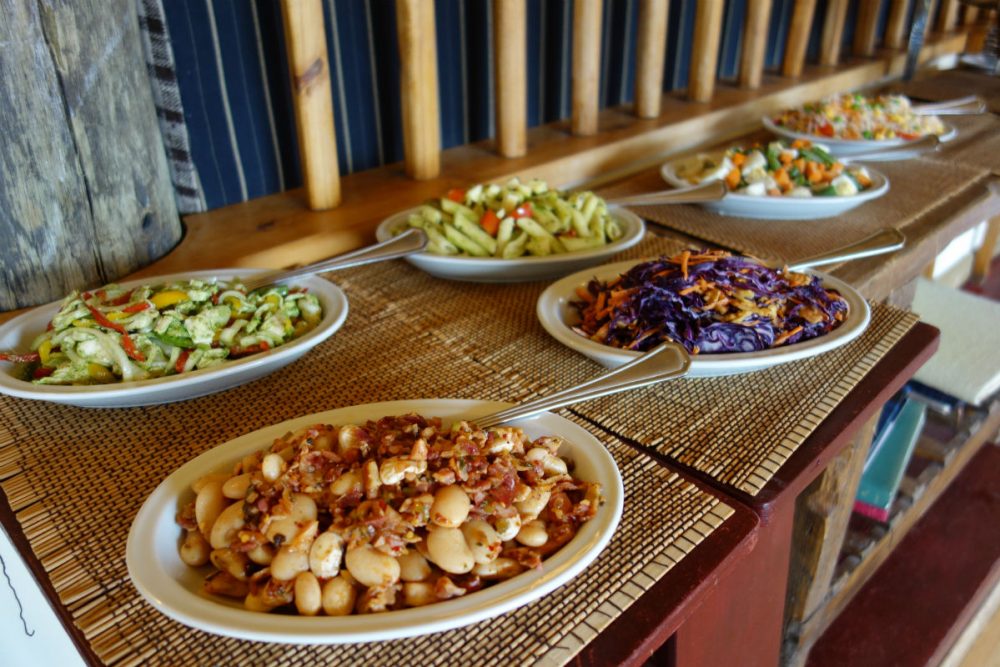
[333,239,919,497]
[923,113,1000,176]
[596,158,990,265]
[0,275,734,666]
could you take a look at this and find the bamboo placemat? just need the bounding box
[597,158,989,265]
[923,114,1000,175]
[333,242,918,497]
[0,274,735,666]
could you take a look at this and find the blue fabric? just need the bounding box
[161,0,909,211]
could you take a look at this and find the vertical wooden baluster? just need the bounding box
[819,0,850,65]
[853,0,883,57]
[740,0,773,89]
[280,0,341,209]
[635,0,670,118]
[572,0,602,135]
[396,0,440,179]
[937,0,959,31]
[689,0,724,102]
[494,0,527,157]
[884,0,911,49]
[783,0,818,77]
[962,6,979,26]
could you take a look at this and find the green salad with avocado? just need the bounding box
[1,279,323,385]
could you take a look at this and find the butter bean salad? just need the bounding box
[176,414,602,616]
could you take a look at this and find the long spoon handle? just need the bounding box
[786,227,905,272]
[606,180,727,207]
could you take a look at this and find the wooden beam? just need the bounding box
[854,0,883,57]
[634,0,669,118]
[962,6,980,26]
[494,0,527,157]
[280,0,341,209]
[938,0,959,32]
[689,0,725,102]
[819,0,851,66]
[740,0,773,89]
[396,0,441,179]
[884,0,911,49]
[972,216,1000,284]
[784,0,819,77]
[572,0,602,136]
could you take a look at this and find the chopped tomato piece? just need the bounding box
[32,366,54,379]
[510,202,533,219]
[446,188,465,203]
[817,123,835,137]
[480,210,500,236]
[175,349,190,374]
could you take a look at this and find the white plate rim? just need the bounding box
[374,206,645,270]
[659,159,890,213]
[537,258,871,374]
[762,115,958,149]
[0,269,349,404]
[126,399,624,644]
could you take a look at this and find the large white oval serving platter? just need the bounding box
[762,116,957,158]
[537,259,870,376]
[375,206,645,282]
[660,159,889,220]
[0,270,348,408]
[126,399,624,644]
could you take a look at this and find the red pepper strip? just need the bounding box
[480,210,500,236]
[175,349,190,374]
[121,333,145,362]
[122,301,150,314]
[32,366,54,379]
[229,341,271,358]
[86,305,125,333]
[0,352,41,363]
[107,289,136,307]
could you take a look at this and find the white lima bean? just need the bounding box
[515,487,550,521]
[472,557,525,581]
[425,526,475,574]
[344,544,401,587]
[271,545,310,581]
[194,480,226,541]
[265,494,318,544]
[397,550,432,582]
[430,485,471,528]
[329,468,362,497]
[192,473,229,494]
[493,513,521,542]
[516,519,549,547]
[179,531,210,567]
[403,581,436,607]
[309,532,345,579]
[209,500,245,550]
[294,572,322,616]
[526,447,568,476]
[247,543,275,566]
[222,473,252,499]
[261,452,285,482]
[461,520,501,564]
[210,548,252,581]
[321,576,357,616]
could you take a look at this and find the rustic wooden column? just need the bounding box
[937,0,959,31]
[740,0,773,89]
[494,0,527,157]
[783,0,819,77]
[884,0,911,49]
[689,0,725,102]
[572,0,602,136]
[396,0,441,179]
[0,0,181,311]
[634,0,669,119]
[819,0,851,66]
[280,0,341,210]
[853,0,883,57]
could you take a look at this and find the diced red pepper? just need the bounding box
[0,352,41,364]
[898,132,919,141]
[817,124,835,137]
[446,188,465,203]
[121,333,145,362]
[122,301,150,314]
[32,366,54,379]
[229,341,271,358]
[510,202,533,219]
[108,289,136,306]
[86,305,125,333]
[175,349,190,374]
[480,210,500,236]
[81,291,92,300]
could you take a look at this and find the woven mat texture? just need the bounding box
[0,275,733,666]
[597,158,988,265]
[335,241,918,496]
[923,113,1000,175]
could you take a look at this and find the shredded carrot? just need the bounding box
[773,325,803,346]
[725,167,742,190]
[730,152,747,167]
[679,250,691,279]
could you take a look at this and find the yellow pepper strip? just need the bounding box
[72,319,95,328]
[151,290,189,309]
[87,363,115,383]
[106,312,128,321]
[38,339,53,363]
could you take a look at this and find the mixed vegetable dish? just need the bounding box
[571,250,848,355]
[771,93,946,141]
[0,278,323,385]
[397,178,625,258]
[675,139,874,197]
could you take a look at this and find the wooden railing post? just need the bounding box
[396,0,441,179]
[494,0,527,157]
[937,0,959,32]
[783,0,819,77]
[280,0,341,209]
[853,0,883,58]
[635,0,669,118]
[884,0,911,49]
[572,0,602,136]
[819,0,850,66]
[689,0,724,102]
[740,0,773,89]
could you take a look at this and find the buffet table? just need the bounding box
[1,68,998,666]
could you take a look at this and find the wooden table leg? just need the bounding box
[972,215,1000,285]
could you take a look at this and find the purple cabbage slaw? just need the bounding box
[571,250,849,355]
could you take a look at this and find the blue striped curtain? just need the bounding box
[161,0,913,212]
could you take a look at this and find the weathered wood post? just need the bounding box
[0,0,181,311]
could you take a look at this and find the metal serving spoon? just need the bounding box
[839,133,940,162]
[241,228,428,292]
[911,95,986,116]
[605,180,727,207]
[473,341,690,429]
[784,227,905,272]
